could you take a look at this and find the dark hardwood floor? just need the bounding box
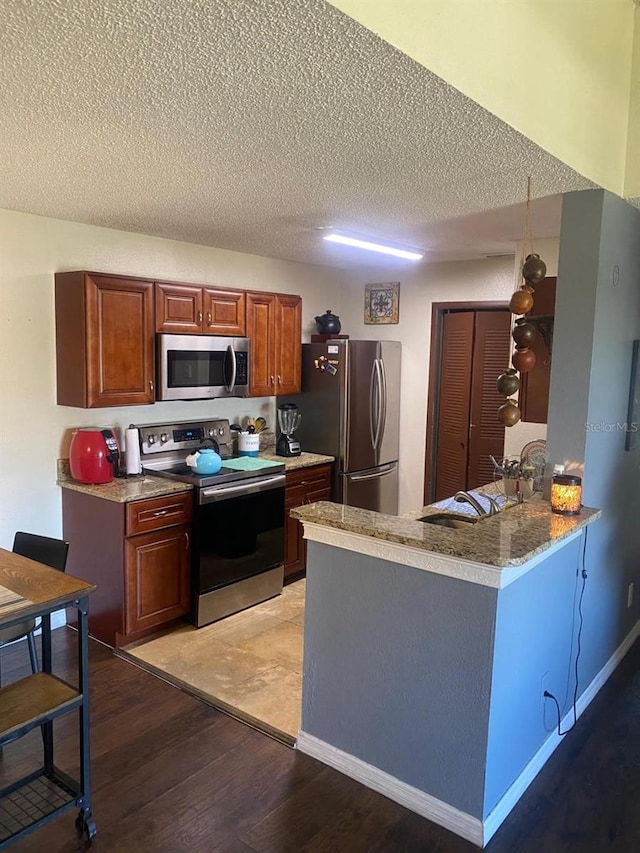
[1,628,639,852]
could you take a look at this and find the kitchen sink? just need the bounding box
[418,513,479,529]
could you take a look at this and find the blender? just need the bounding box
[276,403,302,457]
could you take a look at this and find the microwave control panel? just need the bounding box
[235,352,248,386]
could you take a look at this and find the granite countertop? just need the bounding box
[259,450,334,471]
[291,490,601,569]
[57,465,193,503]
[57,450,333,502]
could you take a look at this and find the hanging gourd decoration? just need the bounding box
[522,253,547,285]
[512,319,536,348]
[496,176,546,427]
[496,367,520,397]
[497,398,521,427]
[512,346,537,373]
[509,287,534,315]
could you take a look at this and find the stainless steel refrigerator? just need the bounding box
[283,340,401,514]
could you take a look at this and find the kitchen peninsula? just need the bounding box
[292,494,600,847]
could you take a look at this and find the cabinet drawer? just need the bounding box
[126,492,193,536]
[285,483,307,510]
[285,464,332,492]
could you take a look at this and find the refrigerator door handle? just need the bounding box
[372,359,384,450]
[377,357,387,450]
[369,360,377,449]
[347,462,397,481]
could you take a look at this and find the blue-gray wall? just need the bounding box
[547,190,640,686]
[483,534,583,816]
[302,542,497,818]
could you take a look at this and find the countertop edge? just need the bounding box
[292,498,602,586]
[58,477,194,503]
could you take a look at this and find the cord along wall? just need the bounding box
[483,534,582,816]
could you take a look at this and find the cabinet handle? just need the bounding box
[198,310,203,324]
[270,375,275,386]
[207,312,212,325]
[149,379,154,392]
[152,510,169,517]
[278,375,282,385]
[185,532,190,550]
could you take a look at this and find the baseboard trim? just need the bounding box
[295,731,483,846]
[482,617,640,844]
[297,619,640,848]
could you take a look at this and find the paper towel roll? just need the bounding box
[125,428,142,475]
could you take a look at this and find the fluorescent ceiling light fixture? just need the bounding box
[323,232,424,261]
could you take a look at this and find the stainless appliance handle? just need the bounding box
[377,357,387,450]
[225,345,237,394]
[347,462,396,482]
[369,360,377,449]
[199,473,285,504]
[372,359,384,450]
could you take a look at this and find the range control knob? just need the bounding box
[208,429,216,438]
[160,433,168,444]
[218,428,225,436]
[147,434,156,446]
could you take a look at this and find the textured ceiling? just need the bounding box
[1,0,596,268]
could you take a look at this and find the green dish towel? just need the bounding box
[222,457,283,472]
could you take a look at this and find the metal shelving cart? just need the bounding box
[0,548,96,847]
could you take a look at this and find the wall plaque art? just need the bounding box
[364,282,400,325]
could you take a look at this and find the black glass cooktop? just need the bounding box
[143,457,284,488]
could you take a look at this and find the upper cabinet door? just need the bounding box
[85,275,156,407]
[518,277,556,424]
[246,292,277,396]
[55,271,155,408]
[203,287,246,336]
[155,282,203,333]
[275,294,302,395]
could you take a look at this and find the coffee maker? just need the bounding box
[276,403,301,457]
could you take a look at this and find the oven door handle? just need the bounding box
[199,473,285,503]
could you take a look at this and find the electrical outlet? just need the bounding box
[540,671,550,708]
[628,582,634,609]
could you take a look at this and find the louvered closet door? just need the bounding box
[467,311,511,489]
[435,312,474,500]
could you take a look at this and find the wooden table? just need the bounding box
[0,548,96,847]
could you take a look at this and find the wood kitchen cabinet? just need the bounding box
[518,277,556,424]
[55,271,155,407]
[155,281,246,336]
[246,292,302,396]
[62,488,192,647]
[284,464,332,582]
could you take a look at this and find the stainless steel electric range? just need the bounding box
[135,419,286,627]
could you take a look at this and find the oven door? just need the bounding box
[156,333,249,400]
[191,474,285,625]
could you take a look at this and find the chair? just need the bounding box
[0,532,69,676]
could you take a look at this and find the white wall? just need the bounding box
[338,256,517,513]
[0,209,343,548]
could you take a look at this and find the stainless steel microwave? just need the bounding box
[156,334,250,401]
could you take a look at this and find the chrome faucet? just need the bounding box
[454,491,501,517]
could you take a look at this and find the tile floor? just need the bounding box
[120,579,305,744]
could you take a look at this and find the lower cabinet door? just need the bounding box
[124,524,190,635]
[284,489,306,582]
[283,465,333,582]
